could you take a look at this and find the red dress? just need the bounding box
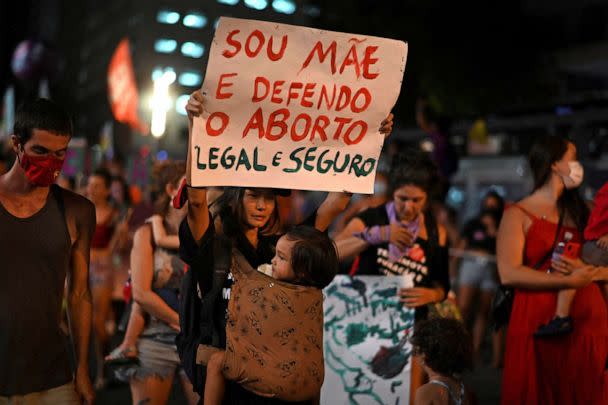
[501,205,608,405]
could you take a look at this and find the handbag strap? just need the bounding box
[532,209,564,269]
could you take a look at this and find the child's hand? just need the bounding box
[597,235,608,250]
[145,214,163,224]
[399,287,442,307]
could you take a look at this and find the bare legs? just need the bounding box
[203,351,227,405]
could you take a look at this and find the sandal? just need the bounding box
[533,316,573,338]
[104,346,139,366]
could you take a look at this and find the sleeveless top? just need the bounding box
[141,224,188,345]
[429,380,465,405]
[0,185,72,395]
[501,204,608,404]
[353,204,450,320]
[91,217,114,249]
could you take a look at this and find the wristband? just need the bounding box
[354,225,390,245]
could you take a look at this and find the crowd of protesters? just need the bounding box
[2,96,608,405]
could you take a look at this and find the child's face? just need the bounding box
[271,236,297,282]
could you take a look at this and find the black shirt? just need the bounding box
[353,204,450,320]
[179,210,317,404]
[463,218,496,254]
[0,185,73,395]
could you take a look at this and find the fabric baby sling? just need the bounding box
[220,248,325,401]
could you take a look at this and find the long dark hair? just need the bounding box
[389,148,440,198]
[211,187,281,238]
[529,136,589,231]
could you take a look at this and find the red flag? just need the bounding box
[107,38,148,134]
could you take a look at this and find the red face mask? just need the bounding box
[19,151,65,187]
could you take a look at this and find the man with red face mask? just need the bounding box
[0,99,96,404]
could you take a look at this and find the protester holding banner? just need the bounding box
[335,149,450,402]
[497,136,608,404]
[177,89,393,404]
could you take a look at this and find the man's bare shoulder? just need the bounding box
[58,187,95,219]
[59,187,92,208]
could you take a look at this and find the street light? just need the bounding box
[150,70,176,137]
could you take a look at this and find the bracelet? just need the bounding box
[354,225,390,245]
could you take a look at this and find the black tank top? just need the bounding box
[0,185,72,395]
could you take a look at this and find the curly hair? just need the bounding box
[410,318,473,376]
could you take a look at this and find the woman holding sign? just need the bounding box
[177,90,393,404]
[335,150,450,403]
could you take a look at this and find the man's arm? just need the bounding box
[67,195,96,403]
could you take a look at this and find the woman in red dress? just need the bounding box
[497,136,608,404]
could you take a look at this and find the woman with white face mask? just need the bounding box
[497,136,608,404]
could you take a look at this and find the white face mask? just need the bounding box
[561,161,584,189]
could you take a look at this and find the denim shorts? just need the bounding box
[0,382,79,405]
[582,240,608,266]
[127,338,185,381]
[458,256,498,291]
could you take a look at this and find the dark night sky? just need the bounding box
[2,0,607,125]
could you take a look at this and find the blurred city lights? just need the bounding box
[157,10,180,24]
[244,0,268,10]
[175,94,190,116]
[150,71,175,137]
[183,13,208,28]
[272,0,296,14]
[154,39,177,54]
[181,42,205,58]
[302,5,321,17]
[178,72,202,87]
[151,66,175,81]
[421,139,434,152]
[156,150,169,161]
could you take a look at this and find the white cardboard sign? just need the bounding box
[190,17,407,193]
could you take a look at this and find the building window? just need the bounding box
[244,0,268,10]
[303,5,321,17]
[272,0,295,14]
[157,10,180,24]
[152,66,176,81]
[176,94,190,115]
[154,39,177,54]
[179,72,203,87]
[183,13,208,28]
[217,0,239,5]
[181,42,205,58]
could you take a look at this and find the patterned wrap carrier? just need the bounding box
[222,249,324,401]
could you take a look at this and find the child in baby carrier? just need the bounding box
[105,215,181,364]
[202,226,339,405]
